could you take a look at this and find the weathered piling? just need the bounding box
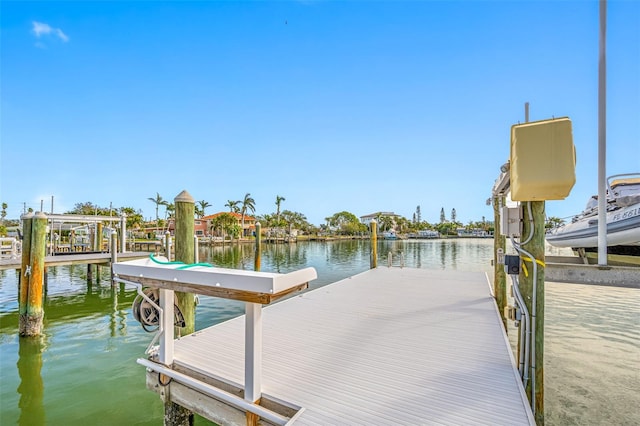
[19,213,33,327]
[519,201,545,425]
[254,222,262,271]
[19,212,47,336]
[493,195,507,329]
[370,219,378,269]
[96,222,103,252]
[166,190,196,426]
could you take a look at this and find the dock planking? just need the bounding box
[162,267,535,425]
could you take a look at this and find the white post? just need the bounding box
[193,235,199,263]
[165,231,171,261]
[159,288,175,366]
[597,0,608,265]
[245,302,263,403]
[110,231,118,264]
[120,214,127,253]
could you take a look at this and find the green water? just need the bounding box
[1,239,638,425]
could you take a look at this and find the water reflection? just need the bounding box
[1,239,636,426]
[17,336,45,426]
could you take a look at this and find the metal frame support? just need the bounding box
[120,214,127,253]
[244,302,263,403]
[159,288,175,366]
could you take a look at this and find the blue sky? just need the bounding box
[1,1,639,226]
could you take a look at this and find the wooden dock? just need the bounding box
[0,251,151,271]
[134,267,535,425]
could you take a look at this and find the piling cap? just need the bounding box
[21,212,34,220]
[34,211,48,219]
[174,190,194,204]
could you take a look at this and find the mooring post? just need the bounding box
[193,235,199,263]
[254,222,262,272]
[110,231,118,264]
[164,190,196,426]
[174,190,196,335]
[370,219,378,269]
[519,201,545,425]
[19,213,34,329]
[19,212,47,336]
[110,231,118,287]
[120,214,127,253]
[96,222,103,252]
[164,231,171,261]
[493,195,507,329]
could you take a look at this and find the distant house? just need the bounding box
[359,212,402,226]
[202,212,257,237]
[194,219,207,236]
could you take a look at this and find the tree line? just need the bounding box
[0,198,567,238]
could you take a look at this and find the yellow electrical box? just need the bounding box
[510,117,576,201]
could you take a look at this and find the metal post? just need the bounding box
[110,231,118,287]
[120,214,127,253]
[245,301,263,420]
[597,0,608,265]
[110,231,118,264]
[165,231,171,261]
[193,235,199,263]
[159,288,175,366]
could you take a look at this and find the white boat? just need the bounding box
[381,230,397,240]
[546,173,640,254]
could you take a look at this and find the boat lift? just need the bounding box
[112,257,317,423]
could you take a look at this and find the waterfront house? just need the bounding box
[202,212,256,237]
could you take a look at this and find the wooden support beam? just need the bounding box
[166,190,196,426]
[493,195,507,329]
[519,201,545,425]
[20,212,47,336]
[370,219,377,269]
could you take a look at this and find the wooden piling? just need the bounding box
[254,222,261,271]
[166,190,196,426]
[19,213,33,321]
[370,219,378,269]
[518,201,545,425]
[96,222,103,252]
[493,195,507,329]
[20,212,47,336]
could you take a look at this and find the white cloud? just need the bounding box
[31,21,69,43]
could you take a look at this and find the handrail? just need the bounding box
[137,358,290,426]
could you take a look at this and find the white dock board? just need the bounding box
[173,268,535,425]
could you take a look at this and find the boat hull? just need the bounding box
[546,203,640,248]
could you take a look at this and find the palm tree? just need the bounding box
[225,200,240,213]
[240,193,256,237]
[275,195,285,224]
[148,192,168,223]
[197,200,211,218]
